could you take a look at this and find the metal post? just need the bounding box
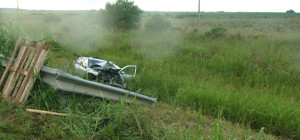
[198,0,200,35]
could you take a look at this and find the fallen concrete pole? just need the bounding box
[1,57,157,106]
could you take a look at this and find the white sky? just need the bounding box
[0,0,299,12]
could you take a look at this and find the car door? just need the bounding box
[119,65,137,81]
[75,57,87,77]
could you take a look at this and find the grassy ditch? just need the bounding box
[0,83,275,139]
[79,30,299,138]
[0,11,299,139]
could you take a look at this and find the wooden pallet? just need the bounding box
[0,38,51,105]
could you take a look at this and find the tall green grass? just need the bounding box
[1,81,269,139]
[0,21,27,56]
[95,30,299,138]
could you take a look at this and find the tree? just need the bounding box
[286,9,295,13]
[144,14,171,31]
[99,0,143,29]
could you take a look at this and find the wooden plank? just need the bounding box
[20,43,51,103]
[43,44,51,50]
[2,44,28,99]
[18,69,28,76]
[9,66,16,71]
[14,42,44,105]
[0,38,23,88]
[26,109,67,117]
[23,41,38,72]
[3,41,32,99]
[11,74,24,98]
[26,109,102,120]
[11,46,37,98]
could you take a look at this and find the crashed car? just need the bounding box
[74,57,136,88]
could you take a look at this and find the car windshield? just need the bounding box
[88,59,104,67]
[90,59,102,65]
[88,58,121,69]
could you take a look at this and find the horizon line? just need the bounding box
[0,8,296,13]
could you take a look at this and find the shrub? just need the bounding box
[204,27,227,38]
[99,0,143,29]
[286,9,296,13]
[144,14,171,31]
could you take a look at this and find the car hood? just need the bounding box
[92,61,121,71]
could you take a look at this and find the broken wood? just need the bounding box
[19,43,51,103]
[14,42,44,105]
[0,38,51,105]
[26,108,102,120]
[26,109,67,117]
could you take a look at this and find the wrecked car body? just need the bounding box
[74,57,136,88]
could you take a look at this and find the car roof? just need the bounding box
[89,57,104,61]
[83,57,121,69]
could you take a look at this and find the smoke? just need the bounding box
[0,9,107,53]
[132,31,182,60]
[130,13,183,60]
[0,9,184,61]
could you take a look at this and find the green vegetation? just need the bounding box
[204,27,227,38]
[0,22,28,56]
[1,9,300,139]
[99,0,143,29]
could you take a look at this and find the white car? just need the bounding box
[74,57,136,88]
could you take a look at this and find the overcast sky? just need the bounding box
[0,0,299,12]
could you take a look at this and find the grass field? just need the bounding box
[0,9,300,139]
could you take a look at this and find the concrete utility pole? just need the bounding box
[17,0,19,23]
[17,0,19,14]
[198,0,200,35]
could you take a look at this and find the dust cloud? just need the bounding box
[0,9,184,60]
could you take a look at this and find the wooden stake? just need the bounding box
[26,109,67,117]
[26,108,102,120]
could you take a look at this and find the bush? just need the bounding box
[99,0,143,29]
[144,14,171,31]
[286,9,296,13]
[204,27,227,38]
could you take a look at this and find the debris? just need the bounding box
[26,108,102,120]
[26,108,67,117]
[74,57,136,88]
[0,38,51,105]
[1,56,157,106]
[41,66,157,106]
[0,42,157,106]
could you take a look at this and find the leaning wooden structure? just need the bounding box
[0,38,51,105]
